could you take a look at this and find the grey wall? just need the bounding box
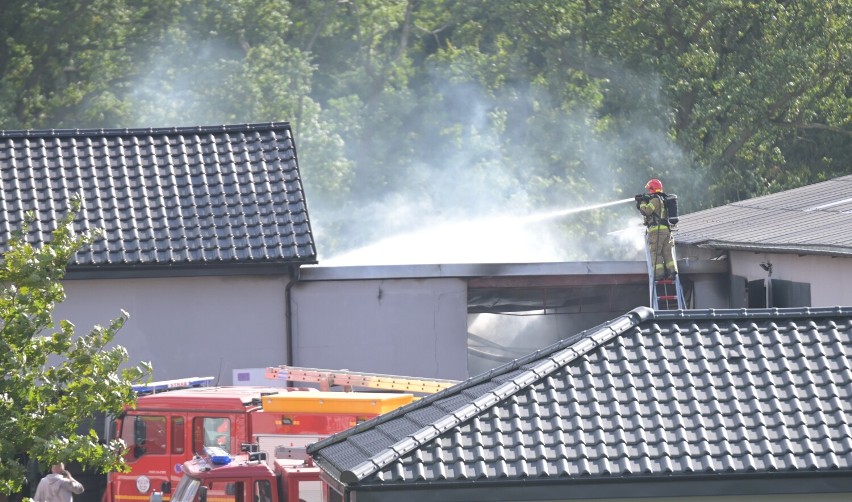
[56,275,291,384]
[51,260,732,385]
[289,277,469,380]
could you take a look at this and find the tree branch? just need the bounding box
[770,120,852,138]
[721,65,836,162]
[394,0,417,62]
[304,1,336,54]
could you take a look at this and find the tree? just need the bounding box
[0,197,150,497]
[2,0,849,256]
[0,0,149,129]
[572,0,852,205]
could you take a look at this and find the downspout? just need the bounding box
[285,264,302,368]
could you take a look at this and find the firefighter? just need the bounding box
[636,178,678,280]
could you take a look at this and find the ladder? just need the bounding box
[265,365,460,394]
[644,237,686,310]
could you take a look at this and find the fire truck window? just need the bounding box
[207,481,243,502]
[171,417,185,454]
[124,416,167,457]
[254,480,271,502]
[192,418,231,454]
[297,481,322,502]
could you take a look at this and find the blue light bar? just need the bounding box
[204,446,232,465]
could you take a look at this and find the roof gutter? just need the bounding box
[335,470,852,502]
[691,240,852,257]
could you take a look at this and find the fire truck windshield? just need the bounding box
[169,473,201,502]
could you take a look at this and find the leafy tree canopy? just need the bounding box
[0,0,849,258]
[0,197,150,495]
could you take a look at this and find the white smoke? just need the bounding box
[323,201,647,265]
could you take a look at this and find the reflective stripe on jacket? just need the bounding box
[639,195,667,228]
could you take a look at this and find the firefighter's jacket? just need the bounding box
[638,193,677,279]
[638,194,668,230]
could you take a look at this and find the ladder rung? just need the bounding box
[658,295,678,300]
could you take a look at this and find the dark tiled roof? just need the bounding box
[676,175,852,256]
[0,123,316,268]
[308,306,852,500]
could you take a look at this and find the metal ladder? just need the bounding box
[644,237,686,310]
[265,365,460,394]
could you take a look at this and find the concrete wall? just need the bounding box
[51,260,732,384]
[289,277,469,380]
[55,275,291,384]
[729,251,852,307]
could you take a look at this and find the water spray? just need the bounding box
[325,198,638,265]
[516,198,636,224]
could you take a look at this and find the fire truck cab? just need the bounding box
[107,383,307,502]
[164,447,322,502]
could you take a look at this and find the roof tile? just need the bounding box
[309,307,852,491]
[0,123,316,268]
[676,175,852,255]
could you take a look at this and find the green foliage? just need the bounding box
[1,0,850,255]
[0,197,151,496]
[576,0,852,205]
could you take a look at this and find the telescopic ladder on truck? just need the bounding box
[644,239,686,310]
[265,365,460,394]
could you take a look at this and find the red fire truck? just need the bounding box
[160,445,322,502]
[105,368,457,502]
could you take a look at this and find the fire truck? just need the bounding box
[105,368,457,502]
[160,445,322,502]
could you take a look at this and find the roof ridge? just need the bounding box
[0,121,291,138]
[336,308,650,483]
[706,175,852,210]
[652,305,852,320]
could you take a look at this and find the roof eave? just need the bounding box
[64,259,317,279]
[682,240,852,257]
[338,470,852,502]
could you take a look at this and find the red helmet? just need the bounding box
[645,178,663,193]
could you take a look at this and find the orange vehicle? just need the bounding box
[105,369,457,502]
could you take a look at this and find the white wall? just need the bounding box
[290,278,469,380]
[55,275,291,384]
[729,252,852,307]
